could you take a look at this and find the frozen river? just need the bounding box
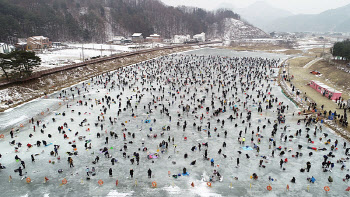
[0,49,349,197]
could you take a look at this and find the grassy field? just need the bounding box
[308,47,330,57]
[288,57,314,68]
[289,58,350,100]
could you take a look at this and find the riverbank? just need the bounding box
[278,57,350,141]
[0,46,192,112]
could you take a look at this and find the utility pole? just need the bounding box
[322,38,326,57]
[82,44,84,62]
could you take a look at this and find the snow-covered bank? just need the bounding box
[36,43,167,70]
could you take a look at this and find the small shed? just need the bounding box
[309,80,342,100]
[110,36,126,44]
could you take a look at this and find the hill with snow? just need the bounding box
[0,0,267,42]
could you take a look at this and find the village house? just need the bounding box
[27,36,51,50]
[145,34,162,43]
[131,33,144,43]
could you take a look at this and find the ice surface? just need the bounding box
[0,49,349,197]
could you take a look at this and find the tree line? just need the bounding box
[0,51,41,81]
[332,39,350,60]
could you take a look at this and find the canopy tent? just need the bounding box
[309,80,342,101]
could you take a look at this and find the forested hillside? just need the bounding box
[0,0,267,42]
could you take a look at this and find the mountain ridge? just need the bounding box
[267,3,350,32]
[232,1,294,32]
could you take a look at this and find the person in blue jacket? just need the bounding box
[307,176,316,183]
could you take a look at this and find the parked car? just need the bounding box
[310,70,321,75]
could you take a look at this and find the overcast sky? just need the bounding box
[160,0,350,14]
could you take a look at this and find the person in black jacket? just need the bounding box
[148,168,152,178]
[109,168,112,177]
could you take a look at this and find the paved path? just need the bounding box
[303,57,322,68]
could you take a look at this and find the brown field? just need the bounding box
[289,58,350,100]
[219,45,306,56]
[288,57,315,68]
[221,45,286,51]
[307,47,331,57]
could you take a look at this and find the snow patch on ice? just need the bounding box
[106,190,134,197]
[163,185,182,194]
[0,114,27,129]
[191,182,222,197]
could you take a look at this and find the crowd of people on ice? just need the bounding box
[0,53,350,192]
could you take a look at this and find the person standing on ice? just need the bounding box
[280,159,283,168]
[69,158,74,168]
[18,167,23,176]
[147,168,152,178]
[130,169,134,178]
[306,161,311,172]
[54,146,58,156]
[21,161,25,169]
[109,168,112,177]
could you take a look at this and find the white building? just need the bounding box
[193,32,206,42]
[149,34,162,42]
[0,43,15,54]
[173,35,191,44]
